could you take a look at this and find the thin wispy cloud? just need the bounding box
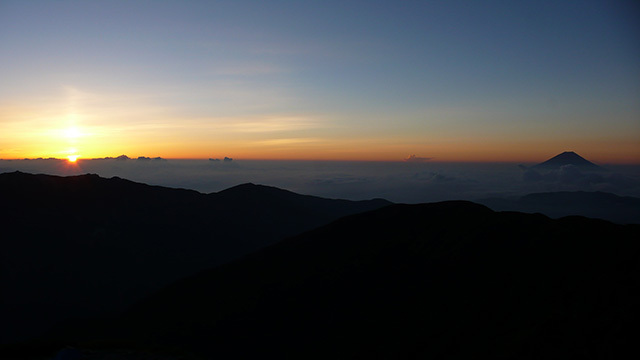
[219,116,325,133]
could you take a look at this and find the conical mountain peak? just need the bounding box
[534,151,602,170]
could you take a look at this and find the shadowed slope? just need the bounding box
[57,201,640,359]
[0,171,390,344]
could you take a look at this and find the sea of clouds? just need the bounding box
[1,159,639,203]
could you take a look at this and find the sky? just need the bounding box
[1,0,639,163]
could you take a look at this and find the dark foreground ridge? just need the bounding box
[25,201,640,359]
[0,171,390,344]
[533,151,603,170]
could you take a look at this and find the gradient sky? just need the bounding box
[1,0,638,162]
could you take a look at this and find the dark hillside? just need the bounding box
[57,201,640,359]
[0,171,390,343]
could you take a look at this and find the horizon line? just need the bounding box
[1,157,639,165]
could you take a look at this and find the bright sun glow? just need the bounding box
[67,155,79,162]
[65,127,82,139]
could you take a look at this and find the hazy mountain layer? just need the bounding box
[0,171,390,343]
[478,191,640,224]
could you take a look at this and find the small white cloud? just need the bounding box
[404,155,432,162]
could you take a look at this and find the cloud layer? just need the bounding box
[2,160,639,203]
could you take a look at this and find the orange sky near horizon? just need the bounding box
[0,104,637,163]
[2,127,638,165]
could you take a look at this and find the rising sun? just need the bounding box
[67,155,79,162]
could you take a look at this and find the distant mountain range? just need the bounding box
[0,171,389,344]
[30,201,640,359]
[478,191,640,224]
[533,151,603,170]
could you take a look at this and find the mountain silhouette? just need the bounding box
[0,171,390,344]
[33,202,640,359]
[533,151,602,170]
[478,191,640,224]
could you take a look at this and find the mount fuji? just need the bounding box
[533,151,603,170]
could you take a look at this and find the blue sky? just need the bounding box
[1,0,638,162]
